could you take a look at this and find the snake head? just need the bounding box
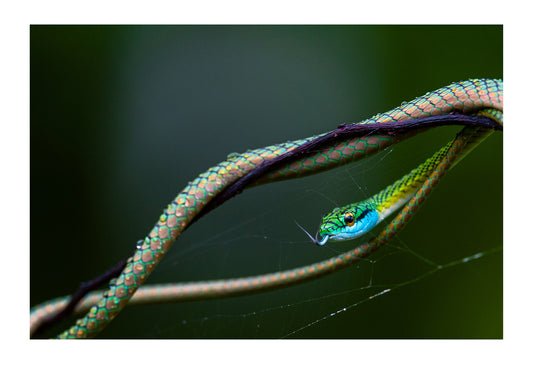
[317,201,379,244]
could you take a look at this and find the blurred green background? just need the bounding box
[30,25,502,338]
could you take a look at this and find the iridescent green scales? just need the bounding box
[55,79,503,338]
[372,140,454,218]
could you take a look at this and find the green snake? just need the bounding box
[30,79,503,338]
[300,108,501,245]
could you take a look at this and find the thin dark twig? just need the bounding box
[31,257,128,338]
[194,114,501,222]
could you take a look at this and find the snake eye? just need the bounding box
[344,212,355,227]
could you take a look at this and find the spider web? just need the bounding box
[96,127,503,339]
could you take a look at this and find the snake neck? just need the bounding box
[371,140,454,221]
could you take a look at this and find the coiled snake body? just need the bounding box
[30,79,503,338]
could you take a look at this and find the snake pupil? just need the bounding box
[344,212,355,227]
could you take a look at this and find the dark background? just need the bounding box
[30,25,502,338]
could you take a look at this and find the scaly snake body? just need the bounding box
[30,79,503,338]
